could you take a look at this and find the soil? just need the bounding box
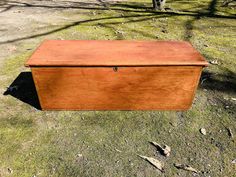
[0,0,122,64]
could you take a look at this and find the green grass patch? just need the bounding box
[0,0,236,176]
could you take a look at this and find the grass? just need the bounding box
[0,0,236,176]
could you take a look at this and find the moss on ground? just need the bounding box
[0,0,236,176]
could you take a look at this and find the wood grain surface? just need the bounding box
[32,66,202,110]
[25,40,208,67]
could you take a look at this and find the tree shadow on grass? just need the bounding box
[184,0,219,41]
[3,72,41,110]
[200,69,236,114]
[201,70,236,94]
[0,0,235,44]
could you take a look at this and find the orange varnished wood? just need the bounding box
[32,66,202,110]
[25,40,208,67]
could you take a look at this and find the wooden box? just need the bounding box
[25,40,208,110]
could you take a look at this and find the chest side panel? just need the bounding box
[32,66,202,110]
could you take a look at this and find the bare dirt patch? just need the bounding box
[0,0,124,64]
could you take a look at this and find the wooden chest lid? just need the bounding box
[25,40,208,67]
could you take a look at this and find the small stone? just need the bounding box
[77,153,82,157]
[189,157,194,162]
[7,168,13,174]
[231,159,236,164]
[163,145,171,157]
[200,128,207,135]
[161,29,167,33]
[225,105,230,109]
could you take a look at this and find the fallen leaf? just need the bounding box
[138,155,164,172]
[223,96,229,100]
[200,77,208,84]
[115,148,122,153]
[7,85,18,92]
[225,127,233,138]
[210,60,219,65]
[200,128,207,135]
[150,141,171,157]
[150,141,161,148]
[174,163,199,173]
